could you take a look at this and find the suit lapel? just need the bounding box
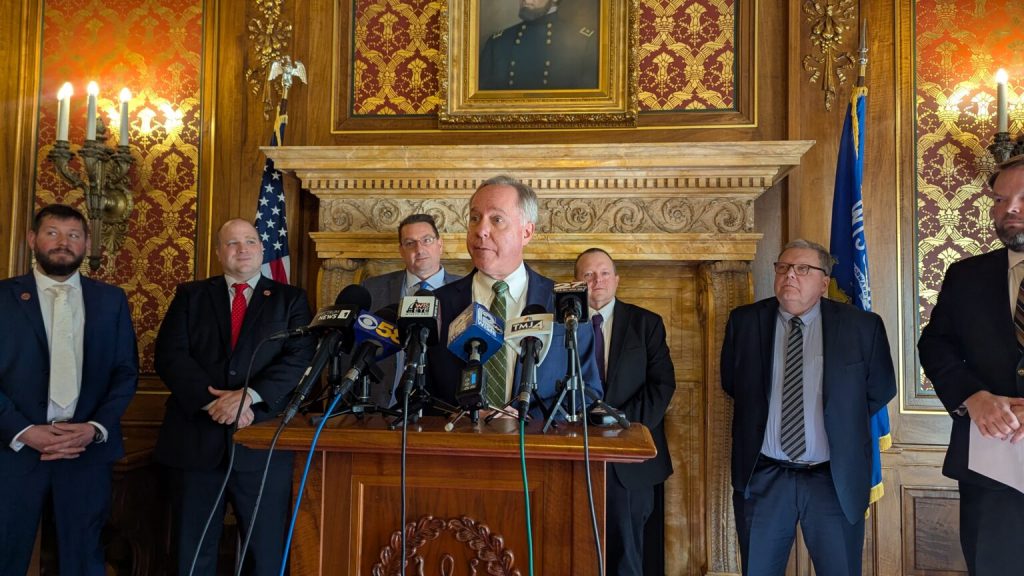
[206,276,232,352]
[240,276,272,345]
[80,277,101,374]
[820,299,842,406]
[12,274,48,351]
[987,249,1019,360]
[758,300,778,401]
[607,300,630,385]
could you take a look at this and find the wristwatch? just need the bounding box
[90,424,104,443]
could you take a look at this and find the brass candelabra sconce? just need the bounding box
[46,82,134,271]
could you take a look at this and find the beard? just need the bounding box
[35,247,85,277]
[519,0,553,21]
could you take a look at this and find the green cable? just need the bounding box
[520,419,535,576]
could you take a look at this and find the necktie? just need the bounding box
[780,316,806,460]
[484,281,509,407]
[1015,276,1024,351]
[230,282,248,349]
[592,313,606,383]
[48,285,78,409]
[417,280,433,292]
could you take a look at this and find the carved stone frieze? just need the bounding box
[322,197,754,235]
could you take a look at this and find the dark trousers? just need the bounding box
[168,452,293,576]
[958,480,1024,576]
[733,458,864,576]
[605,468,654,576]
[0,460,112,576]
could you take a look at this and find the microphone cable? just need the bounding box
[187,337,269,576]
[400,374,412,576]
[574,334,604,576]
[519,418,535,576]
[277,390,345,576]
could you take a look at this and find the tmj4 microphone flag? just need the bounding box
[827,84,891,507]
[255,99,291,284]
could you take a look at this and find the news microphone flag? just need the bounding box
[828,78,891,509]
[256,98,291,284]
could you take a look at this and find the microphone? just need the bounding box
[447,303,504,409]
[270,284,373,343]
[281,284,371,424]
[337,306,402,395]
[505,304,554,420]
[554,281,589,327]
[396,290,441,395]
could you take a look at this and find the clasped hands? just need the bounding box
[21,422,96,460]
[207,386,254,429]
[965,390,1024,443]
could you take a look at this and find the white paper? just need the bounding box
[968,421,1024,494]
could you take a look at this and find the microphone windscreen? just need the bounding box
[504,312,555,365]
[522,303,547,316]
[397,294,441,346]
[335,283,373,312]
[553,281,589,323]
[447,303,504,364]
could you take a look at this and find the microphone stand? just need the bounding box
[389,326,457,430]
[542,315,586,432]
[484,342,540,426]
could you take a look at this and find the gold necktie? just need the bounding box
[48,284,78,409]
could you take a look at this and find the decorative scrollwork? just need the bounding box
[801,0,856,111]
[371,515,520,576]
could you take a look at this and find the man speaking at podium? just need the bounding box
[426,175,602,411]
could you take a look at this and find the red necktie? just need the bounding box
[230,283,248,349]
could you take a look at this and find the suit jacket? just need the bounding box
[0,273,138,475]
[426,265,603,411]
[154,275,314,471]
[721,297,896,524]
[918,248,1023,487]
[362,268,461,406]
[604,300,676,489]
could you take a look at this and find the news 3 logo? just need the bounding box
[358,313,400,344]
[317,309,351,321]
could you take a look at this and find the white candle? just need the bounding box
[118,88,131,146]
[86,81,99,140]
[997,69,1008,133]
[56,82,72,142]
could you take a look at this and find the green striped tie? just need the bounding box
[484,281,509,407]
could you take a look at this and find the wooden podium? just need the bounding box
[236,414,656,576]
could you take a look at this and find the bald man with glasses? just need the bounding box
[720,238,896,576]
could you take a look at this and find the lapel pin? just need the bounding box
[263,290,272,297]
[20,292,31,301]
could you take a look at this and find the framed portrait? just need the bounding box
[440,0,637,129]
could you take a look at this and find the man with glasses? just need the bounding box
[362,213,461,407]
[720,238,896,576]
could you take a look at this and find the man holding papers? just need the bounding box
[919,155,1024,576]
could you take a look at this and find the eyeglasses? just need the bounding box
[773,262,827,276]
[400,235,438,250]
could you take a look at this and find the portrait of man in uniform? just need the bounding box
[478,0,601,91]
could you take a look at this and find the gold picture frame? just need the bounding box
[440,0,637,129]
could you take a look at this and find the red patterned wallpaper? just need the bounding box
[35,0,204,373]
[915,0,1024,392]
[348,0,736,115]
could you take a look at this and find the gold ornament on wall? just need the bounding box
[801,0,856,111]
[247,0,294,118]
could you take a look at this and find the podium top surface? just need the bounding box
[235,414,657,464]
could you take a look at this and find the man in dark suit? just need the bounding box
[479,0,598,90]
[0,204,138,576]
[919,156,1024,576]
[362,213,461,407]
[155,218,314,576]
[574,247,675,576]
[721,239,896,576]
[426,175,602,414]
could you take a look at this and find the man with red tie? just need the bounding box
[155,218,314,575]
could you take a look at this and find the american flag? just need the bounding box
[255,100,290,284]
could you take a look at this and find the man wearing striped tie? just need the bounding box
[426,175,602,414]
[720,239,896,576]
